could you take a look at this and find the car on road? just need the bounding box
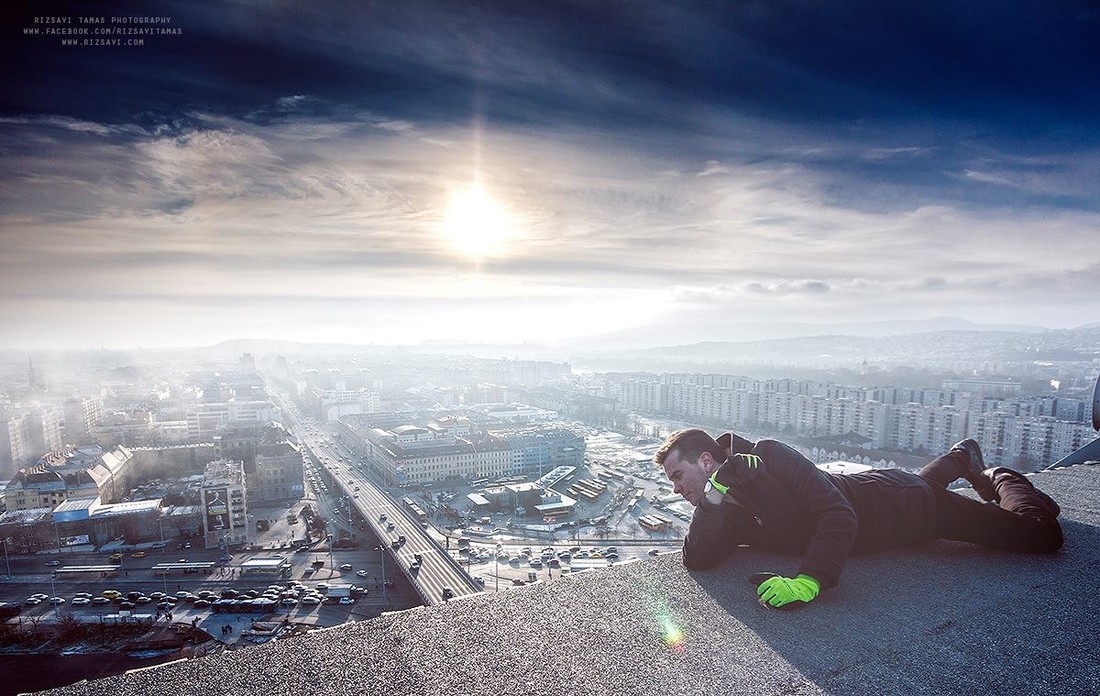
[131,551,146,558]
[338,597,354,605]
[118,601,135,609]
[91,597,110,605]
[193,599,212,608]
[281,597,297,606]
[300,596,321,606]
[44,559,60,567]
[25,597,42,606]
[339,563,353,571]
[71,597,91,606]
[48,597,66,605]
[355,569,368,578]
[101,590,121,599]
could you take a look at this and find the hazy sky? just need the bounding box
[2,1,1098,350]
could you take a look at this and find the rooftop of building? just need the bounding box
[52,497,98,514]
[202,459,244,484]
[43,461,1100,696]
[91,499,161,517]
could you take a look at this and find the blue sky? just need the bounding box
[1,1,1098,350]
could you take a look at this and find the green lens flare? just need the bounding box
[660,614,684,650]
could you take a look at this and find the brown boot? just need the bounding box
[950,439,997,502]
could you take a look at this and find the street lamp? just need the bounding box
[2,537,10,579]
[495,543,501,592]
[373,544,387,606]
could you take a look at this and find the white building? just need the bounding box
[200,459,251,549]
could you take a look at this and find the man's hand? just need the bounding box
[753,573,820,609]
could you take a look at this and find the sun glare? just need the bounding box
[442,182,515,261]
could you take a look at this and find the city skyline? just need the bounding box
[2,1,1098,351]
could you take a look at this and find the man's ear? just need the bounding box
[699,451,717,474]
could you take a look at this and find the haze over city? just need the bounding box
[2,1,1098,352]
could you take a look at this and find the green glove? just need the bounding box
[755,573,820,608]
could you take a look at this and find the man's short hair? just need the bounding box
[653,428,725,467]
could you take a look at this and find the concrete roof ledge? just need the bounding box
[45,466,1100,696]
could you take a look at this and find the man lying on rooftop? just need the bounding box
[655,429,1062,609]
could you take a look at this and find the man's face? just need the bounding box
[661,449,715,507]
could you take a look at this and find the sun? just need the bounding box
[441,182,515,261]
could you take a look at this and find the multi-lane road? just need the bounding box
[278,400,480,606]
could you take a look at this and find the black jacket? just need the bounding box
[682,434,937,590]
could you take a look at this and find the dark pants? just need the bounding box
[916,450,1063,553]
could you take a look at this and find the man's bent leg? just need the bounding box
[929,485,1063,553]
[917,440,996,502]
[917,451,967,488]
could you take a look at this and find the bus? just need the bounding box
[408,503,428,524]
[402,496,429,524]
[639,514,671,532]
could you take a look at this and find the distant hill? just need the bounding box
[565,316,1051,352]
[567,324,1100,374]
